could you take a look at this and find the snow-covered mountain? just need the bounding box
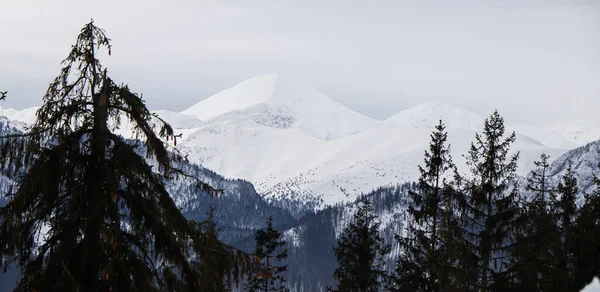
[543,139,600,198]
[0,105,37,125]
[182,73,380,140]
[165,75,592,209]
[513,121,600,150]
[1,74,597,210]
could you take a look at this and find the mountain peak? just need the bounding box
[386,101,483,130]
[181,73,379,140]
[0,105,38,124]
[181,73,284,120]
[181,73,339,121]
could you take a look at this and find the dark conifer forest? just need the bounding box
[1,21,599,292]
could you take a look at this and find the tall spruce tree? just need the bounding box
[453,110,520,291]
[246,216,289,292]
[0,21,249,291]
[329,201,390,292]
[389,120,456,292]
[190,205,239,291]
[551,161,579,290]
[511,153,558,291]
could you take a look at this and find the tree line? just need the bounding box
[327,115,600,292]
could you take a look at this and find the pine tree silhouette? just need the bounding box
[0,20,250,291]
[452,111,520,291]
[389,120,456,292]
[572,163,600,290]
[190,205,243,291]
[329,201,390,292]
[548,161,579,291]
[246,216,289,292]
[511,153,558,290]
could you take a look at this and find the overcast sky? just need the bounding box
[1,0,598,125]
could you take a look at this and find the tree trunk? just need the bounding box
[82,67,110,290]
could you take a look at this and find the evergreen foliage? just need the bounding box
[526,153,554,206]
[571,163,600,290]
[551,161,579,291]
[389,120,456,292]
[246,216,289,292]
[329,201,390,292]
[452,110,520,291]
[190,205,238,291]
[511,153,558,291]
[0,20,250,291]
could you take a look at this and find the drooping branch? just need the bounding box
[0,20,249,291]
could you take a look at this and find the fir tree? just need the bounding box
[246,216,289,292]
[190,205,238,291]
[453,110,520,291]
[0,20,249,291]
[551,161,579,290]
[389,120,456,292]
[329,201,390,292]
[511,153,558,291]
[527,153,553,205]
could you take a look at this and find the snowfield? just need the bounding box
[2,73,598,209]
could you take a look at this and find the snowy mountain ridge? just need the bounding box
[182,73,380,140]
[0,105,37,126]
[171,74,596,208]
[2,73,597,209]
[384,100,483,130]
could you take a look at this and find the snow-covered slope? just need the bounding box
[1,75,595,210]
[182,73,380,140]
[256,115,566,206]
[551,120,600,146]
[385,101,483,130]
[0,105,37,125]
[544,139,600,198]
[512,120,600,149]
[152,110,203,129]
[169,75,587,208]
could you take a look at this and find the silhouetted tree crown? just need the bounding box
[0,20,250,291]
[246,216,289,292]
[329,201,390,292]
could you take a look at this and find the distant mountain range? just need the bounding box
[2,73,599,210]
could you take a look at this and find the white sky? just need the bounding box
[0,0,598,125]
